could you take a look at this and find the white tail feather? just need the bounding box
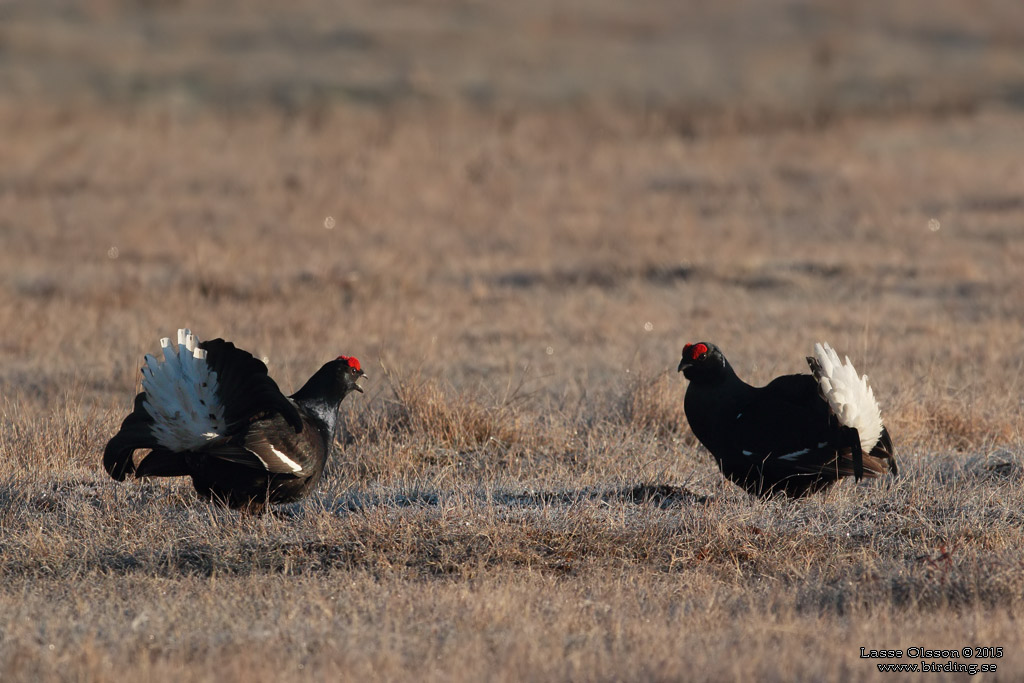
[812,342,883,453]
[142,328,226,451]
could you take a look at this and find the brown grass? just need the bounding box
[3,1,1024,680]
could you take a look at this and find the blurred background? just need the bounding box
[2,1,1023,114]
[0,0,1022,441]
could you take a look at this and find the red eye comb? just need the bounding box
[689,343,708,360]
[337,356,362,372]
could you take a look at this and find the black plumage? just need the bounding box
[677,342,896,497]
[104,331,365,508]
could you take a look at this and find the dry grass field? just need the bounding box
[2,1,1024,681]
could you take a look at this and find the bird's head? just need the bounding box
[677,342,729,382]
[291,355,367,415]
[334,355,366,394]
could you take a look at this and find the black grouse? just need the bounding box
[677,341,896,497]
[104,329,365,508]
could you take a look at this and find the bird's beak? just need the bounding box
[677,358,691,373]
[354,371,367,393]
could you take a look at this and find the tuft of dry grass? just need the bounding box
[625,371,692,440]
[374,367,532,452]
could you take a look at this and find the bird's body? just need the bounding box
[678,342,896,497]
[104,329,365,508]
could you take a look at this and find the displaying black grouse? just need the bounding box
[104,329,365,508]
[677,341,896,497]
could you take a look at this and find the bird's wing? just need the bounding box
[194,413,323,476]
[200,339,304,434]
[104,392,159,480]
[729,374,861,476]
[239,427,321,475]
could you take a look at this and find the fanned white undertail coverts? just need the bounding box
[811,342,883,453]
[141,328,226,451]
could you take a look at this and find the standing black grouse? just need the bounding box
[104,329,365,508]
[677,341,896,497]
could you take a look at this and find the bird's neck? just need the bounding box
[294,396,342,446]
[291,365,347,406]
[690,359,747,392]
[290,367,351,445]
[684,362,754,441]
